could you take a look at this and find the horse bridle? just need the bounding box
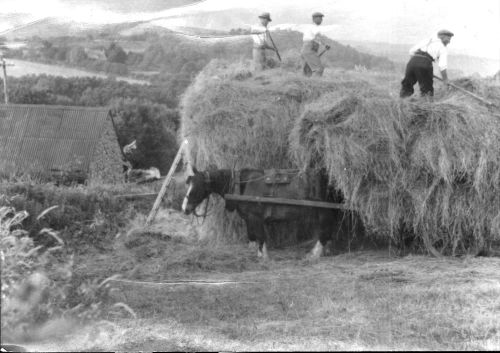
[191,171,213,221]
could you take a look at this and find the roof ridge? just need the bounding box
[0,104,110,112]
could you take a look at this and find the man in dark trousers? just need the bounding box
[400,30,454,98]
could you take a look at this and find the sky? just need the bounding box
[1,0,499,59]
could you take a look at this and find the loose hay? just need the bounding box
[180,59,376,170]
[291,82,500,255]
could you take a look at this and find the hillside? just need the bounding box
[345,40,499,77]
[3,28,395,81]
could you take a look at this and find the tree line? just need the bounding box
[4,29,394,80]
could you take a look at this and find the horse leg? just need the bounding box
[307,210,333,260]
[244,213,267,260]
[247,223,258,251]
[258,240,269,260]
[255,221,270,261]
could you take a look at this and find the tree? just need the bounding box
[112,99,179,173]
[68,46,87,64]
[105,42,127,64]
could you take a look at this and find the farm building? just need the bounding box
[0,104,124,184]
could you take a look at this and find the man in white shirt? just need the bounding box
[400,29,454,98]
[301,12,330,77]
[251,12,277,72]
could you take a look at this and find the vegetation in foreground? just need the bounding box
[0,204,135,344]
[17,219,500,351]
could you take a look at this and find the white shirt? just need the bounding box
[251,24,271,48]
[302,24,323,42]
[409,35,448,71]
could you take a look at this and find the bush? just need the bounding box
[0,205,135,342]
[0,183,153,252]
[112,99,180,173]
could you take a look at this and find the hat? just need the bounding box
[258,12,272,21]
[438,29,454,37]
[312,12,324,18]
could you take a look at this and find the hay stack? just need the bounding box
[291,81,500,255]
[180,59,376,170]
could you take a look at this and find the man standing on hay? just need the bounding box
[400,29,454,98]
[250,12,278,71]
[301,12,331,77]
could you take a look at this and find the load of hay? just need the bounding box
[180,59,499,254]
[180,60,381,247]
[291,81,500,255]
[180,60,379,170]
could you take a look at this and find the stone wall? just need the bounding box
[88,115,124,185]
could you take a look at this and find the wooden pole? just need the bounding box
[318,47,329,57]
[1,58,8,104]
[145,139,188,226]
[433,75,494,107]
[224,194,349,210]
[267,30,281,62]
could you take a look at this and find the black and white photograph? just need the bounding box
[1,0,499,351]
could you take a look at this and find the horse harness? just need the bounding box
[231,169,301,197]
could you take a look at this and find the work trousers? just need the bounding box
[301,41,324,77]
[400,55,434,97]
[253,47,269,71]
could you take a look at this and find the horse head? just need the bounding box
[182,166,212,215]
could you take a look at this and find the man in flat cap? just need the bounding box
[250,12,277,72]
[301,12,330,77]
[400,29,454,98]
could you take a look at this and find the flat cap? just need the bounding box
[438,29,454,37]
[312,12,324,17]
[258,12,272,21]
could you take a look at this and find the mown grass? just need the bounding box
[24,214,499,351]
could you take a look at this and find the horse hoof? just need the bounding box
[305,253,321,262]
[306,241,323,261]
[257,243,269,260]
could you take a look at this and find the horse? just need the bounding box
[182,166,357,260]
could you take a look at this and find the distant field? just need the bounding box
[6,59,150,85]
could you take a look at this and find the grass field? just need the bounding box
[14,209,500,352]
[7,59,149,85]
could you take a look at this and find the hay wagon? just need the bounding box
[222,168,349,211]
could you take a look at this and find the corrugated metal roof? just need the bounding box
[0,104,112,176]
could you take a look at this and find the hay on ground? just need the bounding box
[291,80,500,255]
